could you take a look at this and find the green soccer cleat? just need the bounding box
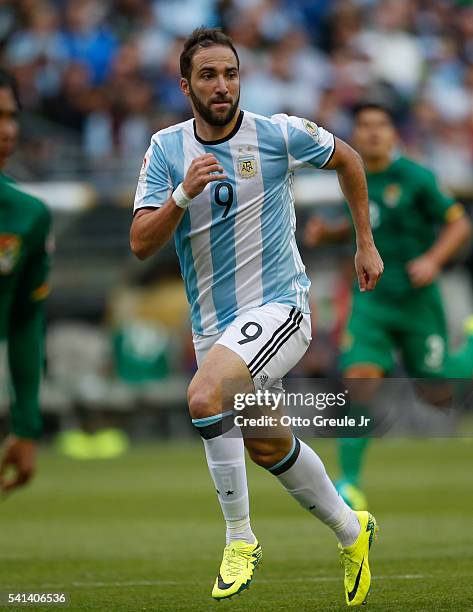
[465,315,473,336]
[211,539,262,600]
[339,511,378,606]
[336,480,368,511]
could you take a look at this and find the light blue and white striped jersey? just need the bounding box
[134,110,335,336]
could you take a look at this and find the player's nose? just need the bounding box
[214,75,229,95]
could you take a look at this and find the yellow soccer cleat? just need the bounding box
[339,511,378,606]
[464,315,473,336]
[211,539,262,600]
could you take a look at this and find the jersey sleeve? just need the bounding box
[284,115,335,171]
[419,169,464,224]
[7,202,51,440]
[133,136,172,215]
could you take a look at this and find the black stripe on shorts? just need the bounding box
[247,307,296,373]
[248,308,303,378]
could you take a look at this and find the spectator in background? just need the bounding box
[107,0,151,43]
[6,1,67,105]
[429,121,473,194]
[153,0,219,37]
[0,0,470,195]
[84,42,153,162]
[130,6,172,74]
[153,38,190,117]
[244,42,320,116]
[118,81,154,158]
[321,0,362,53]
[356,0,424,97]
[425,36,470,123]
[61,0,118,86]
[42,61,91,134]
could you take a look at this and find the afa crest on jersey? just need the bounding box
[0,234,21,275]
[238,147,257,179]
[383,184,402,207]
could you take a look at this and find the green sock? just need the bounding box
[338,437,371,487]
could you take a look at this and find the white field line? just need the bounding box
[30,575,428,589]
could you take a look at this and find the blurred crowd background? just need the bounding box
[1,0,472,189]
[0,0,472,443]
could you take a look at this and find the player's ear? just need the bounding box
[180,78,190,97]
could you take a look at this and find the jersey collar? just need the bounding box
[193,110,244,145]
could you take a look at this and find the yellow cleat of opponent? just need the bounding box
[211,539,262,600]
[339,511,378,606]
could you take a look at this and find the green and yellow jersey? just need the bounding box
[0,174,51,438]
[362,155,464,298]
[341,156,466,376]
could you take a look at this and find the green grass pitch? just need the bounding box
[1,438,473,611]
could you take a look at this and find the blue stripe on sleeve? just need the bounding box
[287,124,333,168]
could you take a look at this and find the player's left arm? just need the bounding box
[407,172,472,288]
[284,116,383,291]
[323,137,384,291]
[2,205,51,493]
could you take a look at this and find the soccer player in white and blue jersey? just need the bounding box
[131,27,383,606]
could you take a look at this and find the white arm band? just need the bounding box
[172,183,192,209]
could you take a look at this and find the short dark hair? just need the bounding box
[180,27,239,80]
[0,68,20,108]
[352,101,396,125]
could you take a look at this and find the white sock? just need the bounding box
[271,438,360,547]
[194,415,255,545]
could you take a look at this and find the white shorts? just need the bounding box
[193,303,311,392]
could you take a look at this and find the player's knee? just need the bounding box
[413,380,455,409]
[187,382,221,420]
[246,438,293,469]
[344,365,384,403]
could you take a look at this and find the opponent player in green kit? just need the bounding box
[0,70,51,493]
[305,103,472,509]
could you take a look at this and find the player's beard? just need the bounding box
[189,85,240,127]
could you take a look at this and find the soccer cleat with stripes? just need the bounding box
[339,511,378,606]
[211,539,262,600]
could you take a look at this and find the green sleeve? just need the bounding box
[7,205,51,439]
[419,169,460,224]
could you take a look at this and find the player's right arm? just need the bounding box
[130,146,226,260]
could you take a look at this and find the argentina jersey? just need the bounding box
[133,110,335,336]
